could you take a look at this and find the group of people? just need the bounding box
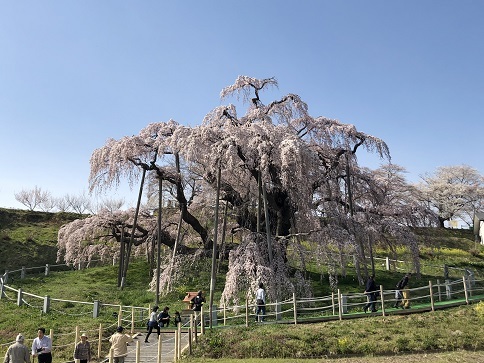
[364,272,412,313]
[2,328,55,363]
[4,328,53,363]
[2,325,133,363]
[145,305,182,343]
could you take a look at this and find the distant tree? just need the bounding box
[55,195,70,212]
[66,192,92,215]
[97,197,125,213]
[14,186,51,211]
[38,195,56,212]
[416,165,484,228]
[61,76,429,302]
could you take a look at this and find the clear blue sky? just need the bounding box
[1,1,483,209]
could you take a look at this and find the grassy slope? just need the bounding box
[0,208,79,270]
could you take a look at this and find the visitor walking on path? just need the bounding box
[394,273,411,308]
[363,274,378,313]
[31,328,52,363]
[74,333,91,363]
[109,326,133,363]
[145,306,160,343]
[4,334,30,363]
[255,282,266,322]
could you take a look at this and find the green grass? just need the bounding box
[189,304,484,359]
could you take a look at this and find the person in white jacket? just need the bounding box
[255,282,266,322]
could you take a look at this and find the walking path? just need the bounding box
[120,330,190,363]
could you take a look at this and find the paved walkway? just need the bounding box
[122,330,191,363]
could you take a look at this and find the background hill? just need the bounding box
[0,208,79,270]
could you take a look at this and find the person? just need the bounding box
[4,334,30,363]
[145,306,160,343]
[394,273,411,308]
[173,311,182,326]
[31,328,52,363]
[190,291,205,312]
[73,333,91,363]
[109,326,133,363]
[255,282,266,322]
[158,306,170,327]
[363,274,378,313]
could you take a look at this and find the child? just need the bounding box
[173,311,182,326]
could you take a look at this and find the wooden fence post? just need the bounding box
[98,324,102,359]
[337,289,342,321]
[49,329,54,347]
[174,329,178,362]
[177,322,182,359]
[245,299,249,327]
[131,307,135,333]
[463,276,469,304]
[293,292,297,325]
[117,306,122,327]
[75,325,79,348]
[157,334,162,363]
[200,306,205,335]
[436,279,442,301]
[135,340,140,363]
[331,292,335,315]
[43,295,50,313]
[379,285,386,317]
[223,297,226,326]
[429,281,435,312]
[188,327,192,354]
[17,288,23,306]
[192,315,197,343]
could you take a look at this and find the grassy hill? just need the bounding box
[0,208,79,271]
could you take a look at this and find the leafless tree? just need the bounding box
[14,186,51,211]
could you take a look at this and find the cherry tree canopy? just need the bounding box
[58,76,430,302]
[417,164,484,227]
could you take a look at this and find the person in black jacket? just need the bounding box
[394,273,411,308]
[158,306,171,327]
[363,274,378,313]
[191,291,205,312]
